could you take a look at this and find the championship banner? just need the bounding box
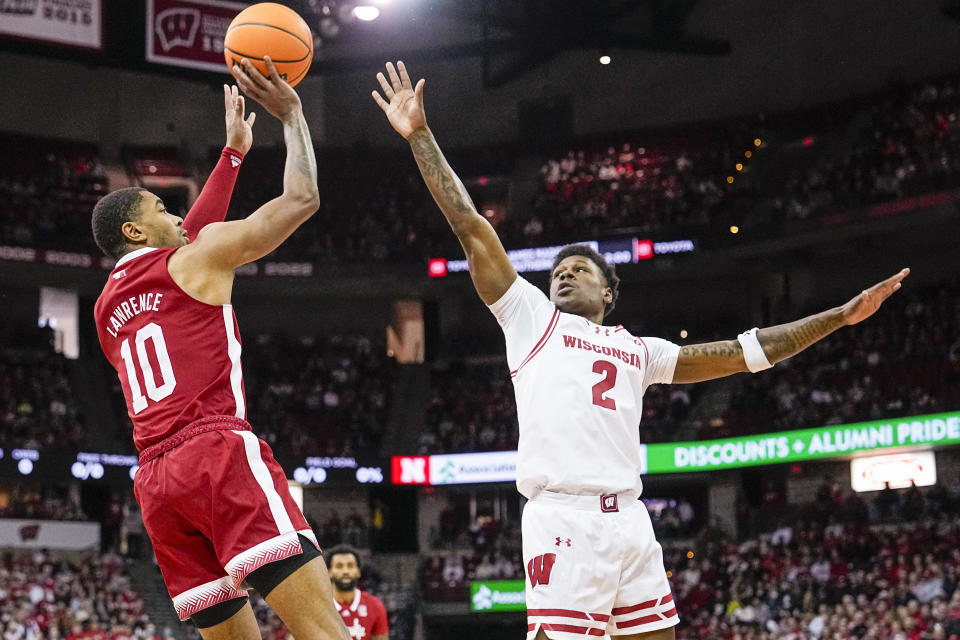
[0,519,100,550]
[0,0,102,49]
[146,0,246,72]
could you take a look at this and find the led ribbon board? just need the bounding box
[392,411,960,484]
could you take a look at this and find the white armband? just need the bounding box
[737,327,773,373]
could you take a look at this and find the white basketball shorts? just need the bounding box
[522,490,679,639]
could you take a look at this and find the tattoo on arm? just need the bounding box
[407,128,477,228]
[757,307,845,364]
[679,341,742,359]
[283,112,318,191]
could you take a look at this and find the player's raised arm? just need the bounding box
[671,268,910,384]
[185,57,320,269]
[181,84,256,240]
[372,60,517,305]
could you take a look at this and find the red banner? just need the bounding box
[145,0,246,73]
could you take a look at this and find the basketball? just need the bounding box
[224,2,313,87]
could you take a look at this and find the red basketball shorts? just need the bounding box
[134,427,318,620]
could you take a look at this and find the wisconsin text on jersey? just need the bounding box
[103,291,164,338]
[561,334,649,369]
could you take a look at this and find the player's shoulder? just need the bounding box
[360,590,387,611]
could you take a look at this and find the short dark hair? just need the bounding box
[325,545,361,571]
[91,187,145,260]
[551,243,621,317]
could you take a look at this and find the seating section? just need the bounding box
[526,137,745,243]
[0,551,162,640]
[0,331,87,450]
[0,135,106,251]
[3,76,960,262]
[670,512,960,638]
[776,77,960,221]
[242,333,393,458]
[703,278,960,441]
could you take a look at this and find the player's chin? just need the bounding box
[553,295,580,314]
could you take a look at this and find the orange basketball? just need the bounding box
[224,3,313,87]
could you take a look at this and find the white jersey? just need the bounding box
[489,277,680,499]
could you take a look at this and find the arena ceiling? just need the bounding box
[307,0,730,87]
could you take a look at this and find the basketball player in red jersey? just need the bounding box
[373,61,908,640]
[92,58,349,640]
[327,546,389,640]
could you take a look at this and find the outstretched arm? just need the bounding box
[184,57,319,270]
[671,268,910,384]
[372,61,517,304]
[182,85,256,240]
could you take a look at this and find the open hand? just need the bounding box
[232,57,302,122]
[371,60,426,139]
[223,84,255,155]
[841,268,910,325]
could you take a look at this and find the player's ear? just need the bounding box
[121,220,146,244]
[602,286,613,305]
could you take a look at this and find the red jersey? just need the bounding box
[94,247,246,452]
[334,589,389,639]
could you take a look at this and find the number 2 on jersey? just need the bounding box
[119,322,177,414]
[591,360,617,410]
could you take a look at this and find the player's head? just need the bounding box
[326,545,362,592]
[92,188,187,260]
[549,244,620,319]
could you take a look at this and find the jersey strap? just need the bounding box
[510,308,560,378]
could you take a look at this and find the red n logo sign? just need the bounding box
[527,553,557,588]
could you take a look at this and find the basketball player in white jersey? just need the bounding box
[372,61,909,640]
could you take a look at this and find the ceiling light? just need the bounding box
[353,5,380,21]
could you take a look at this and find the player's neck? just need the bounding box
[333,587,356,604]
[579,310,605,325]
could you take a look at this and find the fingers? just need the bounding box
[397,60,413,90]
[376,72,394,100]
[246,111,256,127]
[386,61,402,94]
[414,78,425,102]
[235,58,270,96]
[263,56,283,85]
[232,63,256,97]
[236,94,245,117]
[223,84,231,112]
[371,90,389,112]
[874,267,911,295]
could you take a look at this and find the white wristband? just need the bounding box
[737,327,773,373]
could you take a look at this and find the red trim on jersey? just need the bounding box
[528,609,588,620]
[138,415,251,464]
[615,324,625,332]
[615,614,663,629]
[633,336,650,369]
[528,609,611,623]
[535,623,605,636]
[510,308,560,377]
[610,592,671,616]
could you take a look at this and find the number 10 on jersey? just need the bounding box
[119,322,177,414]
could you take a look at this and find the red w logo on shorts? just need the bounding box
[527,553,557,588]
